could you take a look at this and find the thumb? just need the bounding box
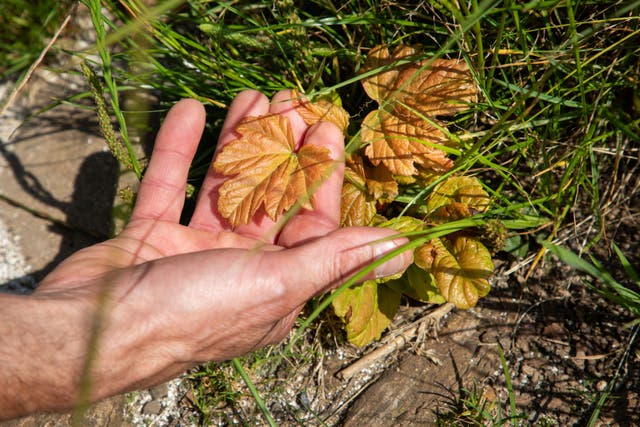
[271,227,412,307]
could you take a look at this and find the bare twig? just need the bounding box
[336,303,455,380]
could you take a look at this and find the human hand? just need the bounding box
[14,90,411,412]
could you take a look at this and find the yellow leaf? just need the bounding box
[415,236,493,309]
[213,114,332,227]
[377,215,425,234]
[291,90,350,133]
[332,280,401,347]
[362,109,453,176]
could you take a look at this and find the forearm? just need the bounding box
[0,291,89,418]
[0,277,182,420]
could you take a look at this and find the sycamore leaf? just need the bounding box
[362,109,453,176]
[340,155,376,227]
[341,181,376,227]
[214,114,332,227]
[392,57,478,119]
[427,176,490,221]
[340,154,399,226]
[387,263,446,304]
[362,44,478,118]
[415,236,493,309]
[365,161,398,204]
[332,280,401,347]
[429,202,474,222]
[362,44,417,104]
[360,45,478,177]
[377,215,424,234]
[291,90,350,133]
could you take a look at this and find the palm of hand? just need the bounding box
[30,89,409,371]
[39,90,343,291]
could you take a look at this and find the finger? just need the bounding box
[265,227,413,311]
[131,99,205,222]
[189,90,270,232]
[277,121,344,247]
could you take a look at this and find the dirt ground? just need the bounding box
[1,39,639,427]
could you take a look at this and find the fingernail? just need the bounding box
[373,238,410,279]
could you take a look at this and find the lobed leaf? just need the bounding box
[365,161,398,204]
[291,90,350,133]
[340,155,376,227]
[362,109,453,176]
[214,114,332,227]
[339,154,400,226]
[362,44,478,118]
[387,263,446,305]
[362,44,417,104]
[427,176,490,221]
[332,280,401,347]
[360,44,478,177]
[392,57,478,119]
[415,236,493,309]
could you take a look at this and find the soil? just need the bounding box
[1,14,639,427]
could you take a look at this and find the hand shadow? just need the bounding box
[0,151,118,293]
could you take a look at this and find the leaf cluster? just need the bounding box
[211,43,498,346]
[328,44,500,346]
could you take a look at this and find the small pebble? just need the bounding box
[142,399,162,415]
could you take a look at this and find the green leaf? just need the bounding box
[332,280,401,347]
[388,264,446,304]
[503,234,529,258]
[415,236,493,309]
[377,215,425,233]
[612,243,640,285]
[427,176,490,220]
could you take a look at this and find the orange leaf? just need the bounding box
[362,109,453,176]
[291,90,350,133]
[392,57,478,118]
[361,44,478,118]
[365,160,398,204]
[362,44,417,104]
[360,45,478,176]
[213,114,332,227]
[340,155,376,227]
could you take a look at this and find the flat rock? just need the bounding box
[343,298,516,425]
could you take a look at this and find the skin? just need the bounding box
[0,90,411,419]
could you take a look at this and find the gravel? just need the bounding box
[1,81,37,294]
[0,218,36,294]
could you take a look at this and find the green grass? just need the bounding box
[68,0,640,424]
[0,0,74,80]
